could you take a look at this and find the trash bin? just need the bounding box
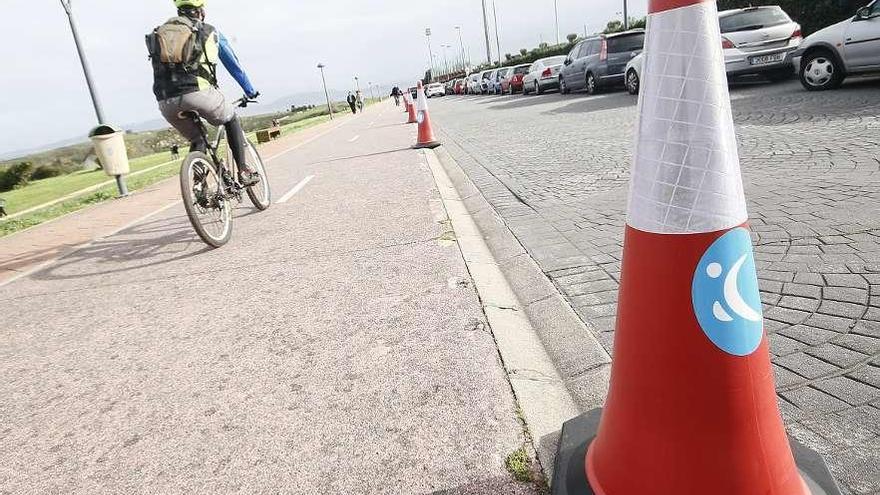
[89,125,130,177]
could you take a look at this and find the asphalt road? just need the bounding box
[429,77,880,495]
[0,104,537,494]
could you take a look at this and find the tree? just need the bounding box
[538,42,550,51]
[505,53,513,61]
[603,20,624,34]
[566,33,579,44]
[519,48,528,56]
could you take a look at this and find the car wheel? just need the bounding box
[625,69,640,95]
[560,77,569,94]
[535,81,543,95]
[586,73,598,95]
[800,50,844,91]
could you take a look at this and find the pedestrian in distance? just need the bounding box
[0,198,7,218]
[356,90,365,113]
[347,92,357,114]
[170,143,180,160]
[391,86,402,107]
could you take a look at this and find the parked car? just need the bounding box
[444,79,456,95]
[718,6,802,81]
[426,82,445,97]
[481,69,498,94]
[522,56,567,95]
[466,73,482,94]
[454,79,465,95]
[560,30,645,95]
[503,64,531,94]
[624,54,643,95]
[493,67,512,94]
[794,0,880,90]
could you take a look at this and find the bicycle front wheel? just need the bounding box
[243,139,272,211]
[180,152,233,248]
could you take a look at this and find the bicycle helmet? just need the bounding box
[174,0,206,8]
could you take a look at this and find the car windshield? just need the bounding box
[607,33,645,53]
[514,65,529,75]
[720,7,791,33]
[542,56,567,66]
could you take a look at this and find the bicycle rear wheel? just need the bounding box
[180,152,233,248]
[243,139,271,210]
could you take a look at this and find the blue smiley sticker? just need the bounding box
[692,228,764,356]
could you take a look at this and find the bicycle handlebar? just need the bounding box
[234,92,260,108]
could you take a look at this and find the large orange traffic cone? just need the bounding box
[405,92,418,124]
[412,81,440,149]
[551,1,840,494]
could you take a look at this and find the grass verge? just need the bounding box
[0,113,333,238]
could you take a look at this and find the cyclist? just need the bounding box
[391,86,401,106]
[147,0,260,186]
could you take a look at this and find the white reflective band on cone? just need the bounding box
[627,1,748,235]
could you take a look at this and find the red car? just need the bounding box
[454,79,464,95]
[503,64,532,94]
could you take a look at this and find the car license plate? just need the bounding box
[749,53,785,66]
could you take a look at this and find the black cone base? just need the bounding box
[413,141,441,150]
[552,408,842,495]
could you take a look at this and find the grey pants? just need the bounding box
[158,88,235,143]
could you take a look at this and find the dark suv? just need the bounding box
[559,30,646,95]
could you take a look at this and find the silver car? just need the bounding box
[794,0,880,90]
[718,6,803,80]
[522,56,567,95]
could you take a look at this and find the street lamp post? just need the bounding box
[354,76,360,93]
[60,0,106,124]
[554,0,560,45]
[480,0,492,64]
[623,0,629,30]
[454,26,466,73]
[368,81,376,103]
[317,63,334,120]
[425,27,435,81]
[61,0,129,197]
[492,0,502,66]
[441,44,452,78]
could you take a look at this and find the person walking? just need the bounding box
[170,143,180,160]
[356,90,365,113]
[391,86,401,107]
[346,92,357,114]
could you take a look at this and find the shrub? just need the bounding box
[30,164,67,181]
[0,162,34,191]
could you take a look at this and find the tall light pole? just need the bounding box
[425,27,435,81]
[454,26,466,72]
[354,76,360,93]
[317,63,334,120]
[60,0,106,124]
[441,44,452,78]
[623,0,629,30]
[492,0,502,66]
[480,0,492,65]
[554,0,560,45]
[367,81,376,102]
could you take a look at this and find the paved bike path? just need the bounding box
[0,102,536,493]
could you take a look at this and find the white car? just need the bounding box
[466,73,482,94]
[521,56,567,95]
[794,0,880,90]
[425,82,445,98]
[624,5,802,95]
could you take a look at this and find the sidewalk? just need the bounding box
[0,101,538,493]
[0,109,356,286]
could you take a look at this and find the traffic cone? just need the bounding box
[551,1,840,494]
[412,81,440,149]
[405,92,418,124]
[403,92,410,113]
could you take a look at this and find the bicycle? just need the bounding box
[178,95,272,248]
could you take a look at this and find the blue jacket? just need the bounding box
[218,32,257,98]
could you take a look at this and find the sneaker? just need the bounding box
[239,168,260,187]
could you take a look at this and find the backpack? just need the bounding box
[146,16,217,87]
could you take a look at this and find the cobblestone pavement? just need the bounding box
[430,78,880,494]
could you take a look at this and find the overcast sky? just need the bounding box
[0,0,647,156]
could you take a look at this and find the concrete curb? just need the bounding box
[424,149,579,480]
[426,145,614,483]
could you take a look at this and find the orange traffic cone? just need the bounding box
[405,92,418,124]
[402,91,410,113]
[551,1,840,494]
[412,81,440,149]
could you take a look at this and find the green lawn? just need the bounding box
[0,112,334,238]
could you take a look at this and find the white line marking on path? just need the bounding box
[265,120,347,162]
[277,175,314,204]
[348,135,360,142]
